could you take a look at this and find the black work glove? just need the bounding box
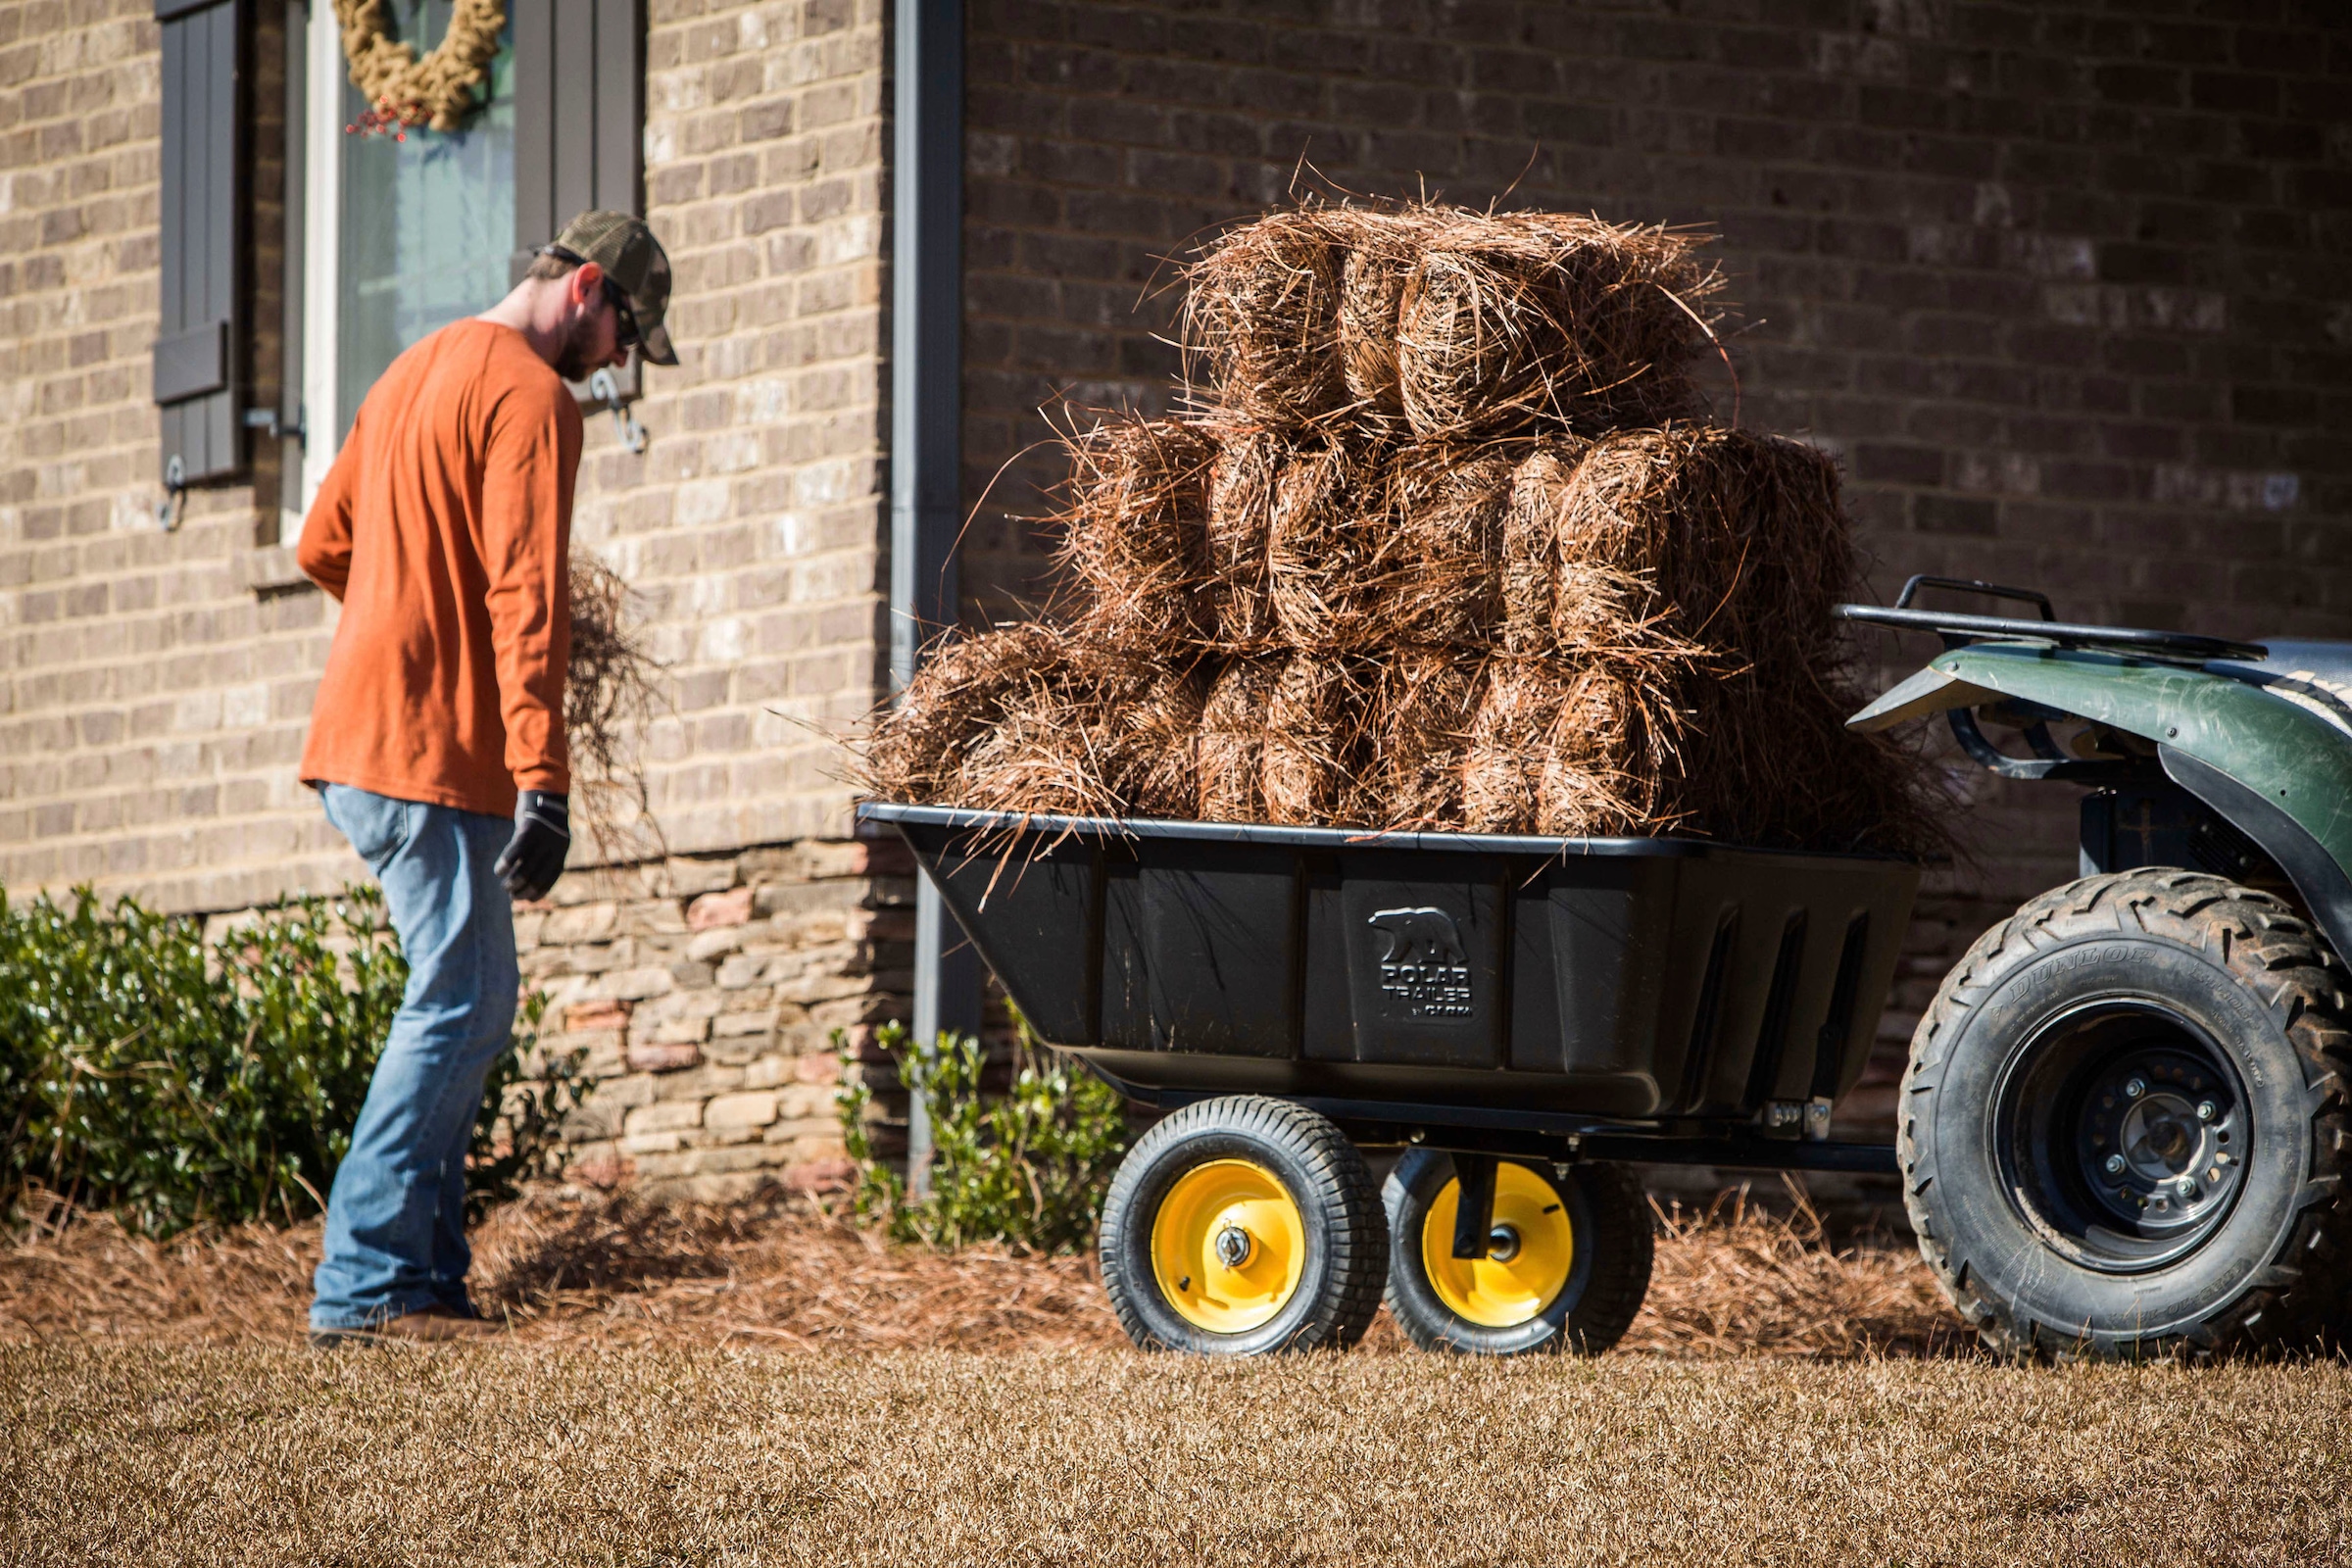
[496,791,571,902]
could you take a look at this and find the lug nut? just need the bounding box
[2125,1078,2146,1100]
[2180,1181,2201,1200]
[2196,1101,2217,1121]
[2104,1153,2127,1175]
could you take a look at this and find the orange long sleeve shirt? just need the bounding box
[298,318,581,818]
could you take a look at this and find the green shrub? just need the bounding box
[835,1016,1128,1253]
[0,884,587,1237]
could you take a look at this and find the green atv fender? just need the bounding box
[1853,641,2352,959]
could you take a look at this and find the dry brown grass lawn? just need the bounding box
[7,1346,2352,1566]
[10,1191,2347,1564]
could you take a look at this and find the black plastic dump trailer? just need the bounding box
[859,802,1920,1355]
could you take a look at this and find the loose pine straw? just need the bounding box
[566,556,666,861]
[0,1183,1964,1357]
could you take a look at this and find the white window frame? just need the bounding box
[291,0,346,536]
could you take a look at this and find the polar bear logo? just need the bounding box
[1367,906,1465,967]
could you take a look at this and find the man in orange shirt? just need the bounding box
[297,212,677,1346]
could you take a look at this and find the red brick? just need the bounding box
[565,999,637,1032]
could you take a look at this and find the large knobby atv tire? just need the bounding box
[1098,1095,1387,1354]
[1382,1152,1652,1355]
[1902,868,2352,1360]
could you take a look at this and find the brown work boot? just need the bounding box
[309,1304,505,1348]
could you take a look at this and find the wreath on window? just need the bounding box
[335,0,507,136]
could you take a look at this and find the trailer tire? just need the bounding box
[1381,1152,1652,1355]
[1098,1095,1386,1354]
[1903,868,2352,1360]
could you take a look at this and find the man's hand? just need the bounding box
[496,791,570,902]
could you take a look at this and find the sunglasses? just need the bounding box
[600,278,641,353]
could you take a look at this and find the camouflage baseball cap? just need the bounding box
[544,210,677,366]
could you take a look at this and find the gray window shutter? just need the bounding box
[511,0,645,402]
[154,0,248,485]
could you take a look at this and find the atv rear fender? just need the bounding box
[1853,642,2352,960]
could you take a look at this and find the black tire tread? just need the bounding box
[1559,1163,1655,1354]
[1900,867,2352,1359]
[1099,1095,1386,1352]
[1380,1155,1653,1355]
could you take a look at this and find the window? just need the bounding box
[332,10,516,445]
[296,2,515,518]
[286,0,643,536]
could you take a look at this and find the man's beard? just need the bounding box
[552,313,605,382]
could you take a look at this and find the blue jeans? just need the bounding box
[311,784,519,1330]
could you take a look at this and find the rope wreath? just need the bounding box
[334,0,507,135]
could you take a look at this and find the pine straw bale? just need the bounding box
[1672,661,1937,857]
[1182,206,1355,430]
[1396,211,1719,443]
[1461,658,1686,837]
[859,625,1203,820]
[859,623,1062,806]
[1261,653,1368,827]
[1054,416,1215,651]
[1267,446,1386,649]
[1196,657,1282,823]
[1383,446,1518,648]
[1499,442,1585,654]
[1108,662,1208,820]
[1530,425,1944,857]
[1544,426,1852,665]
[1205,431,1281,648]
[1351,650,1483,830]
[955,649,1205,822]
[1339,207,1449,437]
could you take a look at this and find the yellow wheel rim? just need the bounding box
[1150,1158,1307,1335]
[1420,1161,1576,1328]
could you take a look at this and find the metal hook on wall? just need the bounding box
[588,368,649,455]
[155,453,186,531]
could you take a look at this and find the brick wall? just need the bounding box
[0,0,322,912]
[0,0,893,913]
[957,0,2352,1127]
[619,0,889,857]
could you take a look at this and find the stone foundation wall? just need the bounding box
[519,833,913,1201]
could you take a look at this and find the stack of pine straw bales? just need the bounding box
[866,202,1936,856]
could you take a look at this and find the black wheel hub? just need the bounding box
[1997,1002,2249,1273]
[2077,1047,2244,1238]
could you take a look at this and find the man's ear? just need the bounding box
[568,261,606,307]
